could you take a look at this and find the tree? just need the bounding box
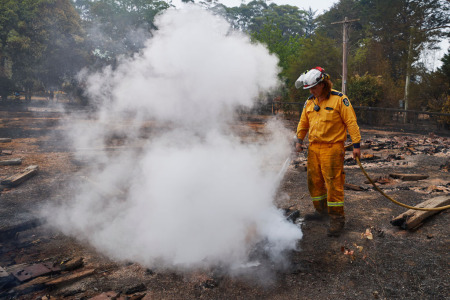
[347,74,384,107]
[439,48,450,86]
[286,34,342,101]
[36,0,88,93]
[303,7,318,38]
[0,0,87,100]
[251,21,303,75]
[250,4,307,37]
[72,0,170,67]
[316,0,363,50]
[224,1,308,37]
[317,0,449,111]
[224,1,270,32]
[409,50,450,115]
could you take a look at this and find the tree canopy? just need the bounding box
[0,0,448,115]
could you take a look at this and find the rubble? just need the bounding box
[440,160,450,172]
[0,218,43,242]
[9,262,60,283]
[0,108,449,299]
[0,266,15,290]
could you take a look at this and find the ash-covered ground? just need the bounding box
[0,105,449,300]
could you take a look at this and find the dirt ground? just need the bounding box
[0,104,449,300]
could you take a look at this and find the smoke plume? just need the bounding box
[45,6,302,271]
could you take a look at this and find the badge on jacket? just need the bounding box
[343,98,350,106]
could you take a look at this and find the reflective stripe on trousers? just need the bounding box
[307,142,345,216]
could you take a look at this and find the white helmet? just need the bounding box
[295,67,329,89]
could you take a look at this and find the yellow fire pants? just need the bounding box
[307,142,345,217]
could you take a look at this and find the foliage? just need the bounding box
[318,0,450,109]
[0,76,15,100]
[224,1,308,37]
[227,1,312,100]
[441,96,450,126]
[303,8,318,38]
[35,0,88,91]
[409,62,449,113]
[316,0,363,46]
[286,34,342,102]
[0,0,87,99]
[72,0,169,67]
[251,21,303,75]
[439,49,450,87]
[347,74,384,107]
[0,0,448,110]
[224,0,269,32]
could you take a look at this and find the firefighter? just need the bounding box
[295,67,361,237]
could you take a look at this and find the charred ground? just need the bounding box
[0,104,449,300]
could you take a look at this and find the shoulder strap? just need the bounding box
[331,90,343,97]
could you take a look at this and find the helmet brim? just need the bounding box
[302,80,321,89]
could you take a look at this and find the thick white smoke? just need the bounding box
[45,6,301,271]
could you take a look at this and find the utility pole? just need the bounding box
[331,17,359,95]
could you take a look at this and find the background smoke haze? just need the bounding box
[46,6,302,271]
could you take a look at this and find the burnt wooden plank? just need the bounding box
[389,173,429,181]
[0,150,13,155]
[390,195,450,230]
[344,183,365,191]
[0,218,43,242]
[1,165,38,187]
[45,269,95,287]
[0,158,22,166]
[61,257,84,271]
[8,276,48,296]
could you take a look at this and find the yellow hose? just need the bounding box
[354,156,450,211]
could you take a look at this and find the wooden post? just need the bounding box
[342,17,348,94]
[331,17,359,95]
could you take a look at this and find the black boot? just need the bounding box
[303,210,329,221]
[327,215,345,237]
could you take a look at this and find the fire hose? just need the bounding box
[348,146,450,211]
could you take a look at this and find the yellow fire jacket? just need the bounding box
[296,90,361,145]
